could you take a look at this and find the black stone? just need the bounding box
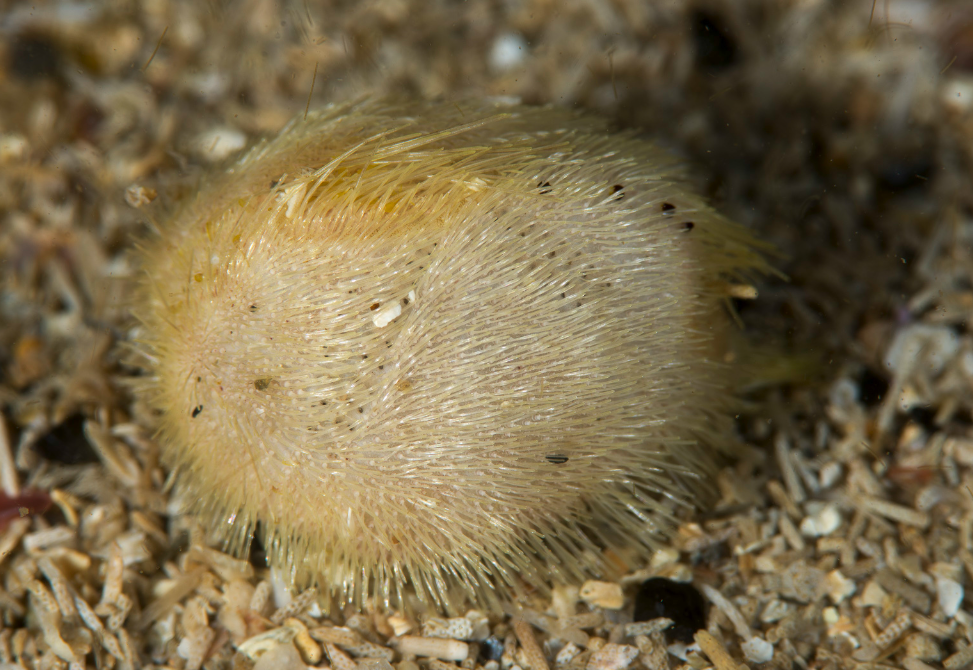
[479,636,505,662]
[35,415,99,465]
[692,11,737,72]
[632,577,707,644]
[9,33,62,81]
[857,367,888,407]
[248,526,268,567]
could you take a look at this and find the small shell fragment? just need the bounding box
[423,612,489,641]
[237,627,297,659]
[387,613,414,636]
[556,642,581,666]
[579,581,624,610]
[325,642,358,670]
[372,302,402,328]
[586,643,638,670]
[396,636,469,662]
[253,642,307,670]
[824,569,856,604]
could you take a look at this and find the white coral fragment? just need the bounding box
[372,301,402,328]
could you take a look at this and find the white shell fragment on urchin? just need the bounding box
[132,99,767,613]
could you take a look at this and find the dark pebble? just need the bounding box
[35,415,99,465]
[9,33,62,81]
[632,577,707,644]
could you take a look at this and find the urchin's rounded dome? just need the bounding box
[134,99,764,612]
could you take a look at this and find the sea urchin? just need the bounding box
[132,99,765,613]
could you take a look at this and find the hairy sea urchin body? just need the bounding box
[133,99,765,612]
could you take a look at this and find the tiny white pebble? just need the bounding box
[759,600,791,624]
[942,77,973,114]
[194,126,247,161]
[741,636,774,664]
[0,133,27,162]
[800,503,841,537]
[650,547,679,567]
[270,567,293,610]
[489,32,528,72]
[936,576,964,617]
[373,302,402,328]
[884,324,960,376]
[818,461,842,489]
[821,607,840,626]
[189,71,230,104]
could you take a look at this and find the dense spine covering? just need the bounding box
[133,99,766,613]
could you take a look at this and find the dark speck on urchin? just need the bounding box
[34,415,99,465]
[633,577,708,643]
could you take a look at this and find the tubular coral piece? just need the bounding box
[133,99,768,612]
[514,619,550,670]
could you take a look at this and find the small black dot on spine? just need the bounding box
[546,455,569,464]
[683,221,695,231]
[662,202,676,214]
[192,405,203,418]
[249,305,257,312]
